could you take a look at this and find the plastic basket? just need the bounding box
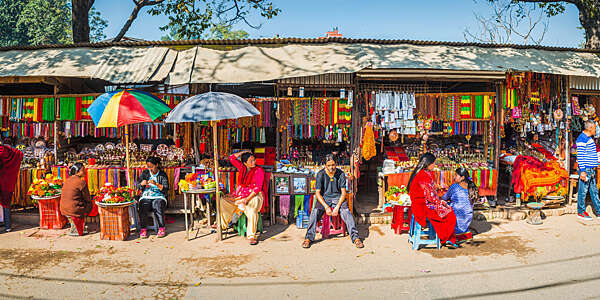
[97,203,132,241]
[35,196,67,230]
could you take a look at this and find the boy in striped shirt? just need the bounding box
[576,120,600,220]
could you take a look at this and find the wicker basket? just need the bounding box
[34,195,67,230]
[97,202,133,241]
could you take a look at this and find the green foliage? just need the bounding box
[17,0,72,45]
[150,0,278,40]
[0,0,107,46]
[0,1,28,46]
[89,7,108,42]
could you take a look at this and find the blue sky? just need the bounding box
[95,0,583,47]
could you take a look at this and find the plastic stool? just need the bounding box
[317,214,346,239]
[391,205,411,234]
[408,216,441,250]
[236,214,263,237]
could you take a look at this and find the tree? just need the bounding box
[161,22,249,40]
[487,1,599,49]
[0,0,107,46]
[465,1,550,45]
[17,0,72,45]
[70,0,278,43]
[0,1,28,46]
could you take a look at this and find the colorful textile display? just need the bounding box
[511,156,567,200]
[460,96,472,118]
[9,122,54,139]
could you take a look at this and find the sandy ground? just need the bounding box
[0,214,600,299]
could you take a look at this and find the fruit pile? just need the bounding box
[94,184,135,204]
[27,174,63,198]
[178,173,216,192]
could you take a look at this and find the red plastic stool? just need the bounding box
[391,205,411,234]
[317,214,346,238]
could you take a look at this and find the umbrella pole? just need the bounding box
[125,125,132,187]
[213,121,222,241]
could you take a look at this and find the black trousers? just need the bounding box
[139,198,166,228]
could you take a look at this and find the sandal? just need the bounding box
[249,238,258,245]
[445,241,459,249]
[302,239,312,249]
[354,239,364,248]
[157,227,166,238]
[139,228,148,239]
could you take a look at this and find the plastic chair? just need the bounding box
[132,202,159,233]
[408,216,441,250]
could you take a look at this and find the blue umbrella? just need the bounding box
[166,92,260,241]
[165,92,259,122]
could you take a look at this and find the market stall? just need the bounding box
[366,90,499,210]
[270,92,356,225]
[498,72,569,206]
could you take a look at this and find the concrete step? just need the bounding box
[356,204,578,225]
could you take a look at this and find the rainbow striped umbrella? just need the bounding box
[88,89,170,128]
[87,89,171,187]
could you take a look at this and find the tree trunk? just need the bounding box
[582,14,600,49]
[72,0,93,43]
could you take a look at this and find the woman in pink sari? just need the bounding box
[218,150,265,245]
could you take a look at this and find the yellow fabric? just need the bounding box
[520,160,568,200]
[483,96,490,119]
[97,91,123,127]
[219,192,264,239]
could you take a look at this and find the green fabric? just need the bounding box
[59,97,76,120]
[236,214,263,237]
[42,98,55,121]
[474,96,484,119]
[294,195,304,218]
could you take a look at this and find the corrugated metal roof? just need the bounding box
[0,46,174,84]
[0,37,598,53]
[166,43,600,85]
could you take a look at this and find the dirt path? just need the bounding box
[0,215,599,299]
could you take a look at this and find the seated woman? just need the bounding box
[60,163,92,236]
[218,150,265,245]
[408,153,458,248]
[443,168,477,241]
[136,157,169,238]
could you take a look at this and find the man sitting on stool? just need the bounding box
[302,154,363,248]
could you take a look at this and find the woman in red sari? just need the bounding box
[408,153,458,248]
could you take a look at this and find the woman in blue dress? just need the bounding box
[443,168,478,235]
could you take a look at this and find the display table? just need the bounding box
[383,169,498,197]
[96,201,135,241]
[182,189,216,241]
[33,195,66,230]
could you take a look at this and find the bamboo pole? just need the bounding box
[213,121,223,241]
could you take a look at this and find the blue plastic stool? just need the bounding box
[408,216,441,250]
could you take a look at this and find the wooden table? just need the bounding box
[182,189,216,240]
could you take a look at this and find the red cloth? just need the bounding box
[511,155,551,194]
[0,146,23,207]
[69,216,85,236]
[229,154,267,212]
[409,170,456,244]
[531,143,556,160]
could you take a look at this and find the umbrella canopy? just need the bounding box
[88,89,171,128]
[165,92,259,122]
